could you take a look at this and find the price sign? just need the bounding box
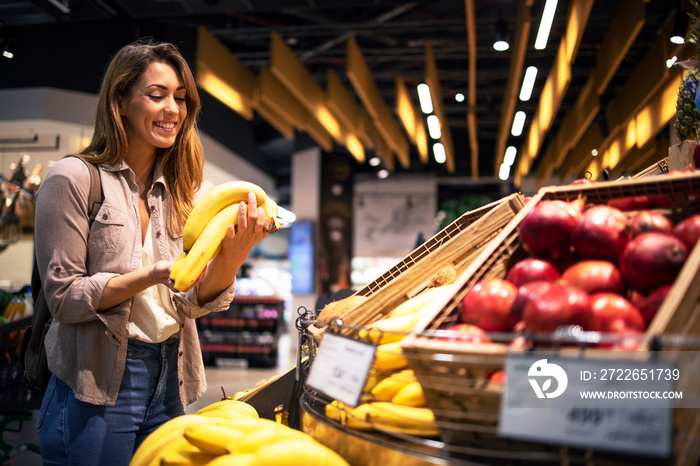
[305,333,376,407]
[498,353,675,457]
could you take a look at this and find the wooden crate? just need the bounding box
[402,172,700,464]
[319,192,525,332]
[633,157,670,179]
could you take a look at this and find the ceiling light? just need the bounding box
[670,10,688,45]
[427,115,441,139]
[368,156,381,167]
[535,0,558,50]
[519,66,538,101]
[591,149,598,157]
[433,143,446,163]
[455,93,465,102]
[417,83,433,114]
[377,169,390,179]
[670,35,685,45]
[493,18,510,51]
[499,162,510,181]
[504,146,517,166]
[2,42,14,59]
[667,56,678,68]
[511,111,526,137]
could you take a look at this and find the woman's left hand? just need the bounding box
[196,191,270,303]
[219,190,269,265]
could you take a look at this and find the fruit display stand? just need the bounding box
[399,171,700,465]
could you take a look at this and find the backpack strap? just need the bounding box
[80,158,104,226]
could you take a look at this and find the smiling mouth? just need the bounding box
[155,121,176,130]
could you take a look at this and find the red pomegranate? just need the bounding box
[442,323,492,344]
[519,199,583,261]
[608,196,654,211]
[652,195,672,209]
[505,258,561,287]
[507,281,553,330]
[589,293,645,333]
[634,285,672,325]
[571,205,631,262]
[522,283,593,332]
[629,211,673,237]
[673,214,700,252]
[560,260,625,295]
[619,233,688,294]
[460,278,518,332]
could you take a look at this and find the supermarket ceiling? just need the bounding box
[0,0,683,196]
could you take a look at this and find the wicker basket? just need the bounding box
[401,171,700,464]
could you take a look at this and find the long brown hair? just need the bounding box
[78,38,204,235]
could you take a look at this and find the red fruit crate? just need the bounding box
[401,171,700,465]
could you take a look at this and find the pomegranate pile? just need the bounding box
[456,197,700,343]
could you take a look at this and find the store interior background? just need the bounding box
[0,0,689,463]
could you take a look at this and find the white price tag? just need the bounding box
[498,354,674,457]
[305,333,376,407]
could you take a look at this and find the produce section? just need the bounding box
[291,170,700,466]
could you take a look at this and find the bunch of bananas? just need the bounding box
[320,285,460,438]
[170,181,280,291]
[130,399,349,466]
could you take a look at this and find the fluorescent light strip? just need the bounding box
[499,163,511,180]
[427,115,441,139]
[511,111,526,137]
[519,66,538,101]
[433,143,446,163]
[417,83,434,114]
[504,146,517,166]
[535,0,558,50]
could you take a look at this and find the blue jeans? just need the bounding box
[37,334,183,465]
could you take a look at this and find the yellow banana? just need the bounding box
[157,444,218,466]
[363,402,439,437]
[226,426,314,455]
[206,453,257,466]
[325,401,373,430]
[195,399,258,418]
[172,204,240,291]
[389,285,458,323]
[183,181,274,251]
[392,380,426,406]
[183,423,244,455]
[326,400,438,437]
[358,313,415,345]
[370,369,416,401]
[169,251,187,282]
[363,369,387,393]
[211,417,283,433]
[254,439,350,466]
[372,340,408,372]
[129,415,210,466]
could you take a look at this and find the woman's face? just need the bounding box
[119,61,187,155]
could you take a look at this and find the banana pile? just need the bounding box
[170,181,280,291]
[322,285,459,438]
[130,399,349,466]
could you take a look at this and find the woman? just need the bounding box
[34,39,269,465]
